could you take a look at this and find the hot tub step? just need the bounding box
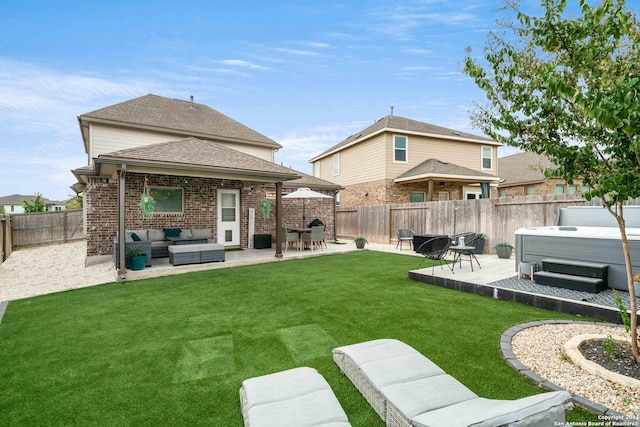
[534,271,607,293]
[541,258,608,279]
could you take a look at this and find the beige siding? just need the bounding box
[89,124,274,164]
[315,134,386,186]
[385,133,498,176]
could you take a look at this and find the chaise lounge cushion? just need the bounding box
[411,394,568,427]
[241,367,351,427]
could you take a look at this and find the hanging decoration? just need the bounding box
[260,199,271,219]
[140,176,156,219]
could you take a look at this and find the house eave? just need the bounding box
[394,173,501,184]
[94,157,301,182]
[310,127,500,162]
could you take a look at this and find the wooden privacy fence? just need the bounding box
[336,194,640,253]
[1,210,84,262]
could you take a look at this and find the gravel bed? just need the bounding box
[0,240,115,302]
[511,323,640,417]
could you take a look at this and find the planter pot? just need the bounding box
[355,240,366,249]
[128,255,147,271]
[495,247,513,259]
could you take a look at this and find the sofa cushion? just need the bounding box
[179,229,193,239]
[191,228,212,240]
[163,228,181,239]
[128,229,148,241]
[128,232,142,242]
[148,229,165,241]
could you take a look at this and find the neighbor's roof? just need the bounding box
[394,158,499,184]
[310,115,498,162]
[0,194,53,205]
[78,94,281,152]
[498,152,557,187]
[73,137,300,183]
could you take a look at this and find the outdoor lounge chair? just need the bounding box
[333,339,572,427]
[239,367,351,427]
[416,236,452,273]
[396,229,415,250]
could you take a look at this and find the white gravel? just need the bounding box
[2,242,640,418]
[0,240,115,302]
[512,323,640,417]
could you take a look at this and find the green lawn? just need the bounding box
[0,251,599,426]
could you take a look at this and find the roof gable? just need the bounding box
[79,94,280,149]
[310,115,497,161]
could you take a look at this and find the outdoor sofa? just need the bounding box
[114,228,214,259]
[333,338,572,427]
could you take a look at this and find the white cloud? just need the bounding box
[219,59,266,69]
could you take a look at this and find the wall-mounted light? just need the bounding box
[364,192,369,197]
[439,181,445,188]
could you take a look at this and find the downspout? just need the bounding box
[117,164,127,280]
[333,190,337,242]
[275,182,283,258]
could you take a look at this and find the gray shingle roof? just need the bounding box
[311,115,496,161]
[395,158,498,182]
[497,152,556,187]
[97,137,300,179]
[0,194,52,205]
[79,94,280,148]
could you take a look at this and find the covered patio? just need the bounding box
[394,158,500,200]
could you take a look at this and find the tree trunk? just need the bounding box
[610,203,640,363]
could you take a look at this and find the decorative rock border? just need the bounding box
[501,320,639,422]
[564,334,640,390]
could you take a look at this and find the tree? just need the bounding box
[66,195,83,210]
[22,193,47,213]
[464,0,640,361]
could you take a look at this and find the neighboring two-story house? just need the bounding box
[72,94,339,266]
[497,152,588,197]
[0,194,63,213]
[309,114,501,207]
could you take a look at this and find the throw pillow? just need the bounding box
[129,232,141,242]
[163,228,181,240]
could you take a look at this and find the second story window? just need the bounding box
[333,153,340,176]
[313,162,320,178]
[394,135,407,163]
[481,146,492,170]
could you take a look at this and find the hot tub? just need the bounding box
[515,226,640,291]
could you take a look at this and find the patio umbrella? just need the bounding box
[282,187,333,224]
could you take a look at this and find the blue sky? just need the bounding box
[0,0,539,202]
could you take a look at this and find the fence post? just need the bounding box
[63,211,68,243]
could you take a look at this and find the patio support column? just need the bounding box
[117,164,127,280]
[275,181,283,258]
[428,179,434,202]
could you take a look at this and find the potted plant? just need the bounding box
[493,242,514,259]
[354,236,368,249]
[127,246,147,271]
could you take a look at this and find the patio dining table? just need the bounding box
[288,227,311,251]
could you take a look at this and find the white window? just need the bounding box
[438,192,449,201]
[498,189,507,197]
[313,162,320,177]
[394,135,408,163]
[555,184,565,194]
[568,184,578,194]
[525,185,535,195]
[335,192,341,207]
[410,191,425,203]
[481,146,492,170]
[465,191,482,199]
[149,187,183,213]
[333,153,340,176]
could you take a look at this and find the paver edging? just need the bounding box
[501,320,637,421]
